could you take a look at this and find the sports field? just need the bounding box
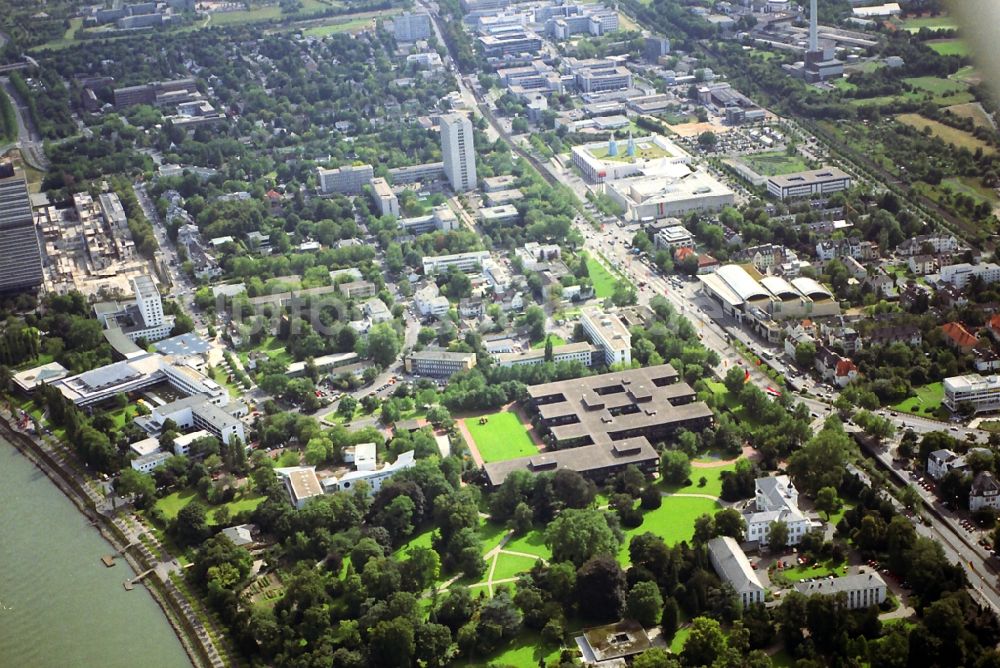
[740,151,808,176]
[463,411,538,463]
[589,140,671,163]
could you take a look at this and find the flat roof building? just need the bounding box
[767,167,851,199]
[0,168,43,293]
[394,12,432,41]
[581,307,631,366]
[277,466,325,509]
[494,341,598,368]
[422,250,490,274]
[944,374,1000,414]
[369,177,399,219]
[318,164,374,195]
[405,350,477,378]
[483,437,658,487]
[526,365,713,449]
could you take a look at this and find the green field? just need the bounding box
[893,382,944,416]
[492,553,541,581]
[618,496,720,564]
[899,15,958,32]
[155,488,265,524]
[942,176,998,204]
[504,528,551,560]
[531,334,566,349]
[774,558,848,583]
[302,15,384,36]
[661,459,741,499]
[464,412,538,463]
[896,114,995,154]
[455,631,560,668]
[927,39,970,56]
[740,151,809,177]
[583,252,619,298]
[904,76,969,97]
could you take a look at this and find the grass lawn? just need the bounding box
[464,412,538,464]
[826,500,855,528]
[774,558,848,583]
[619,496,720,564]
[393,527,435,559]
[892,382,944,416]
[531,334,567,349]
[504,528,552,560]
[895,114,995,154]
[479,520,510,554]
[211,366,243,399]
[945,102,995,130]
[303,17,375,36]
[155,488,265,525]
[583,252,619,298]
[207,5,283,25]
[903,76,974,105]
[208,494,265,524]
[927,39,970,57]
[455,631,560,668]
[942,176,998,204]
[899,15,958,32]
[669,626,692,653]
[492,553,541,581]
[661,458,740,499]
[740,151,809,176]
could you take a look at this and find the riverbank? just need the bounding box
[0,407,216,668]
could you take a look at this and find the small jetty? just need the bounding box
[123,568,155,591]
[101,555,116,567]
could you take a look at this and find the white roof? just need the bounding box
[129,437,161,457]
[790,276,833,300]
[760,275,799,300]
[715,264,770,302]
[708,536,764,593]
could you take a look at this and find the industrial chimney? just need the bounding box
[808,0,818,53]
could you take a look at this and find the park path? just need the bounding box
[454,419,483,467]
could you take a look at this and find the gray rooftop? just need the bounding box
[707,536,764,594]
[483,437,657,486]
[793,572,887,598]
[155,332,212,357]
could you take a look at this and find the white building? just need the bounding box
[943,374,1000,413]
[94,275,176,343]
[129,436,161,459]
[440,113,477,192]
[173,429,213,457]
[794,572,888,610]
[414,283,451,317]
[131,451,171,473]
[927,449,967,480]
[939,263,1000,289]
[369,177,399,218]
[276,466,325,509]
[581,308,631,366]
[318,164,374,195]
[394,12,431,41]
[970,471,1000,511]
[745,475,809,546]
[707,536,766,608]
[322,450,416,494]
[137,394,246,445]
[767,168,851,199]
[494,341,597,367]
[422,250,490,274]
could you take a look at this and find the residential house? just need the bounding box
[732,243,790,273]
[814,346,859,388]
[974,347,1000,372]
[987,314,1000,342]
[908,254,936,276]
[936,284,969,309]
[784,325,816,361]
[867,324,922,348]
[897,234,959,257]
[927,449,966,480]
[843,256,867,280]
[969,471,1000,511]
[865,271,896,300]
[941,322,979,355]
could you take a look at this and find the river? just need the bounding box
[0,436,191,668]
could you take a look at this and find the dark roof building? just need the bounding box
[526,364,712,448]
[0,166,43,293]
[483,437,658,487]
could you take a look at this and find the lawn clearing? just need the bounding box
[504,528,552,560]
[464,411,538,463]
[669,626,692,653]
[208,494,265,524]
[899,15,958,32]
[927,39,970,57]
[895,114,995,154]
[583,252,619,298]
[892,382,944,416]
[531,334,566,349]
[942,176,998,204]
[492,553,540,581]
[902,76,974,104]
[740,150,809,176]
[392,527,435,559]
[479,519,510,554]
[455,631,560,668]
[155,488,265,525]
[774,558,848,583]
[155,488,199,520]
[944,102,995,130]
[661,459,740,499]
[619,496,720,564]
[303,16,377,36]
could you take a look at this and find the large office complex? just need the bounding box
[483,438,658,487]
[94,275,176,343]
[0,165,43,293]
[393,12,432,41]
[494,341,598,368]
[404,350,478,378]
[318,164,375,195]
[422,250,490,274]
[526,365,713,449]
[581,308,631,366]
[440,114,477,192]
[943,374,1000,414]
[766,167,851,199]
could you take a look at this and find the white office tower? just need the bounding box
[132,275,164,328]
[440,113,477,192]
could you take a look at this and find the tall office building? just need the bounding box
[440,114,477,193]
[394,12,432,42]
[0,164,43,293]
[132,275,165,328]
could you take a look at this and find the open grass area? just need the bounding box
[893,382,944,416]
[492,553,540,581]
[774,558,848,583]
[207,5,283,26]
[945,102,995,130]
[669,626,692,653]
[661,459,740,499]
[302,15,381,36]
[455,631,560,667]
[740,150,809,176]
[504,528,551,560]
[899,15,958,32]
[531,334,566,349]
[464,411,538,464]
[155,488,265,525]
[619,496,720,564]
[479,520,510,554]
[903,76,974,105]
[392,527,435,558]
[942,176,998,203]
[896,114,995,154]
[583,252,619,298]
[927,39,970,57]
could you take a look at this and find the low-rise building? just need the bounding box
[483,438,658,487]
[581,307,631,366]
[970,471,1000,511]
[766,167,851,199]
[322,450,416,494]
[793,572,888,610]
[277,466,325,509]
[744,475,809,546]
[707,536,766,608]
[318,164,374,195]
[405,350,478,377]
[814,346,859,388]
[338,280,377,300]
[422,250,491,274]
[927,448,966,480]
[494,341,598,368]
[939,262,1000,289]
[132,451,171,473]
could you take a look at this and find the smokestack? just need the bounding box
[809,0,818,52]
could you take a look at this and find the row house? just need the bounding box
[867,324,922,348]
[941,322,979,355]
[816,238,879,262]
[815,346,859,388]
[897,234,959,257]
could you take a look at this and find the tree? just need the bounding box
[627,580,663,627]
[523,306,546,342]
[173,501,210,547]
[724,365,746,394]
[787,423,854,494]
[768,520,789,551]
[576,554,626,622]
[415,623,453,668]
[338,395,359,420]
[697,131,717,148]
[370,617,416,667]
[815,486,842,520]
[544,335,554,363]
[367,323,401,367]
[512,502,533,535]
[552,468,597,509]
[795,341,817,368]
[661,597,680,641]
[714,508,746,541]
[633,648,679,668]
[682,617,727,667]
[116,468,156,507]
[545,508,622,567]
[661,450,691,485]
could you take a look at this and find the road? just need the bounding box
[0,76,47,170]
